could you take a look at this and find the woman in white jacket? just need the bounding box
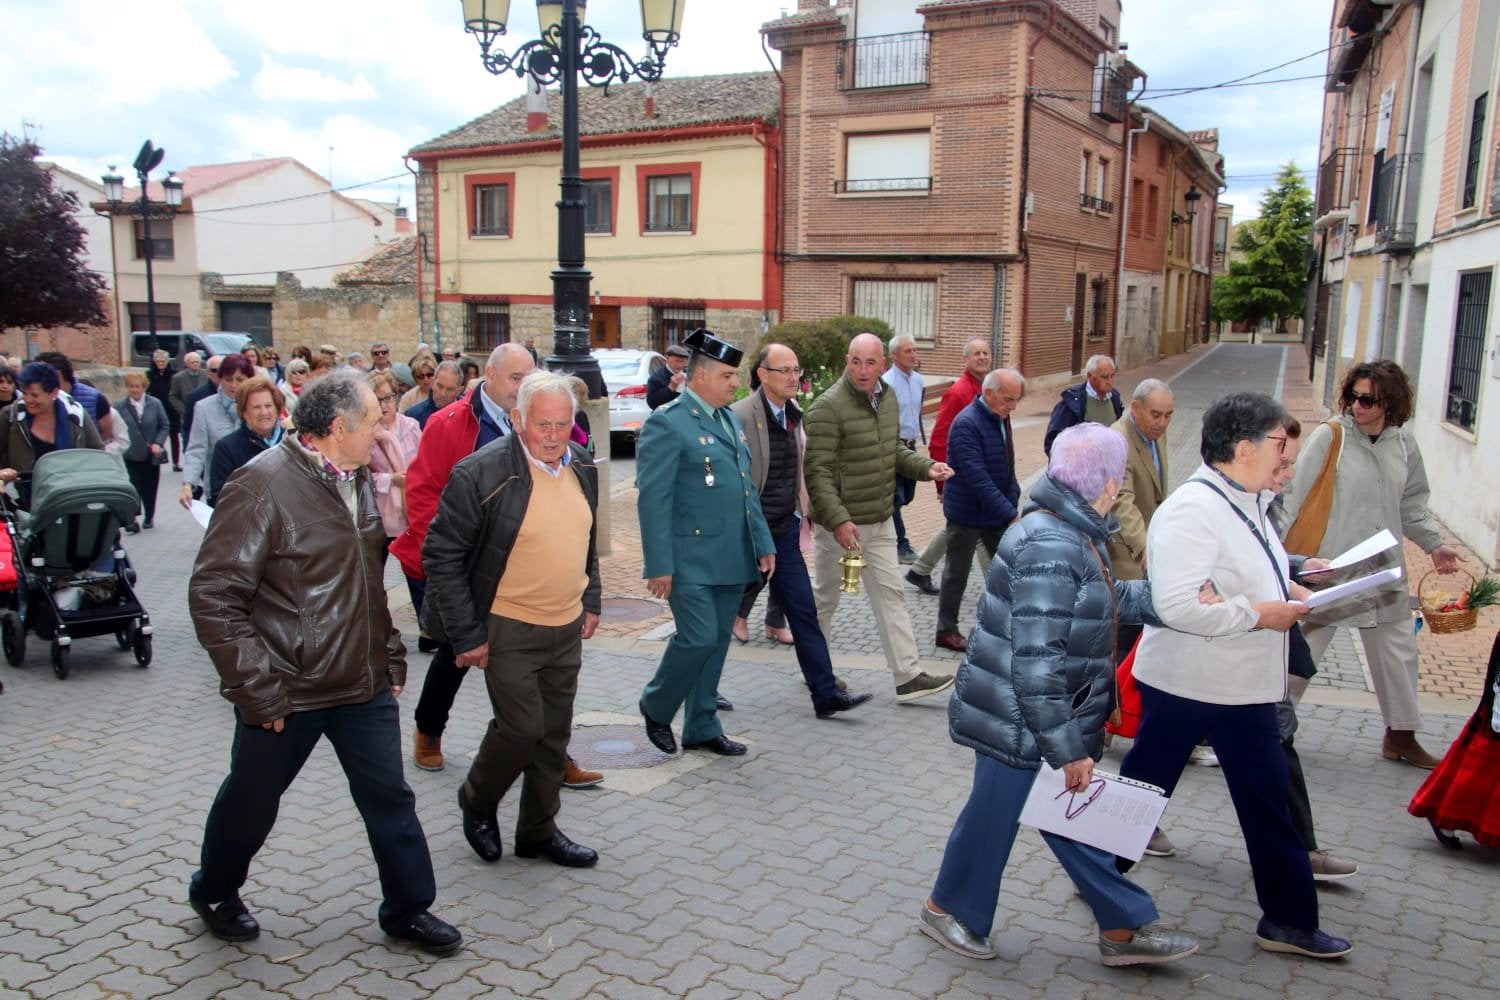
[1119,392,1352,962]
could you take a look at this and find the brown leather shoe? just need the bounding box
[935,632,968,653]
[414,731,444,771]
[563,755,603,789]
[1382,728,1440,769]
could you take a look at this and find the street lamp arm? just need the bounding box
[475,24,675,91]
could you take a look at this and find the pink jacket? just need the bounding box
[367,412,422,538]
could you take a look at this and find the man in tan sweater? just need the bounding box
[421,371,603,869]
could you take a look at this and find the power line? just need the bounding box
[187,172,410,215]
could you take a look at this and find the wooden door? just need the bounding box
[591,305,621,349]
[1071,274,1087,373]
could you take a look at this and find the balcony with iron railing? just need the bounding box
[1317,148,1356,217]
[1373,152,1419,250]
[834,176,933,194]
[1092,64,1128,123]
[836,31,930,90]
[1079,193,1114,213]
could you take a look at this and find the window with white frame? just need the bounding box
[842,131,931,193]
[471,184,509,236]
[645,174,693,232]
[853,278,936,342]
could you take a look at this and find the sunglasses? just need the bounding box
[372,349,390,357]
[1351,393,1383,408]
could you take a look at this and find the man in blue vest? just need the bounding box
[637,330,775,756]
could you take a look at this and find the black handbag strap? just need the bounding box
[1189,477,1288,600]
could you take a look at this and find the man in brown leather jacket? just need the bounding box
[187,371,462,956]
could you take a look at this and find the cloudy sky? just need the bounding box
[3,0,1329,221]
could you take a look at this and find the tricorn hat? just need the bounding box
[682,328,743,368]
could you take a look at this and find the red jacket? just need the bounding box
[927,369,983,466]
[389,388,498,579]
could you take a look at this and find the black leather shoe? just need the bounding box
[814,690,875,719]
[641,700,676,754]
[189,891,260,942]
[142,519,154,530]
[124,522,140,534]
[515,830,599,868]
[417,634,440,653]
[683,734,747,756]
[715,691,734,711]
[457,785,502,863]
[384,910,463,956]
[905,570,939,595]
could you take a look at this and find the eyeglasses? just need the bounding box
[416,371,434,380]
[760,365,803,377]
[1265,434,1288,454]
[372,349,389,357]
[208,367,222,374]
[376,393,398,405]
[1351,393,1383,408]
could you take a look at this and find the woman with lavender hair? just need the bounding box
[916,423,1198,969]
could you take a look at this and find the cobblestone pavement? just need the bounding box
[2,343,1497,998]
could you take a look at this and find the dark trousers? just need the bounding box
[892,474,916,547]
[1283,736,1318,851]
[765,519,839,703]
[931,752,1158,938]
[1120,682,1319,932]
[193,688,436,930]
[936,522,1001,634]
[124,459,160,524]
[463,613,581,841]
[737,578,786,629]
[409,574,468,739]
[166,415,182,465]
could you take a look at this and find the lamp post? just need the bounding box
[461,0,686,396]
[102,140,183,355]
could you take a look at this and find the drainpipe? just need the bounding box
[403,154,431,351]
[1017,1,1057,372]
[1116,112,1152,361]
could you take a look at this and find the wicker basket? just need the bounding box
[1418,570,1479,634]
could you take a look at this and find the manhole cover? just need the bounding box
[569,724,673,770]
[599,598,662,622]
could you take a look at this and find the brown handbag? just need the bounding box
[1282,420,1344,557]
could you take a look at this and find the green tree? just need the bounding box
[1211,161,1313,331]
[0,133,107,330]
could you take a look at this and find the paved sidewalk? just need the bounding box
[1,343,1496,998]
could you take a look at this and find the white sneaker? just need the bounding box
[1187,745,1220,767]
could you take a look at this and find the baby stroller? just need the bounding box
[0,450,154,679]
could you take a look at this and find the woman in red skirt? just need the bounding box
[1409,630,1500,848]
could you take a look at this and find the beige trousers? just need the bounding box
[1301,618,1423,731]
[813,517,921,686]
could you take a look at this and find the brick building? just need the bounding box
[764,0,1147,379]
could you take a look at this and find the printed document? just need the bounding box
[1019,763,1168,861]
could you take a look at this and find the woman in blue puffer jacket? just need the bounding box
[916,423,1199,968]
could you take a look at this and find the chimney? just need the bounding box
[797,1,825,9]
[525,77,548,133]
[643,82,657,119]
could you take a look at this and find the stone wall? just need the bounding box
[202,272,424,360]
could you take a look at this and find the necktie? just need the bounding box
[1149,439,1162,482]
[774,408,786,430]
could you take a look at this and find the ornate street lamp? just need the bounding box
[102,140,184,354]
[461,0,687,395]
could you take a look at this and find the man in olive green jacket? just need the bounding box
[803,333,956,703]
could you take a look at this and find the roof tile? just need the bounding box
[410,71,778,156]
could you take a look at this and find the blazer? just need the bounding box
[113,395,171,465]
[1106,412,1169,580]
[636,391,773,586]
[730,388,809,515]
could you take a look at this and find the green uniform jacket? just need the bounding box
[637,393,774,585]
[803,373,935,529]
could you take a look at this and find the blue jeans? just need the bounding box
[1120,682,1319,931]
[193,688,436,931]
[931,752,1158,937]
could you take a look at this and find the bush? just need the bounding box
[756,315,894,399]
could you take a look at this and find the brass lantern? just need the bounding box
[838,546,867,594]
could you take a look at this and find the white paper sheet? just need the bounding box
[1325,529,1399,571]
[1297,565,1403,609]
[188,500,214,530]
[1019,762,1168,861]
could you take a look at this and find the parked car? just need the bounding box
[595,348,666,447]
[129,332,256,368]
